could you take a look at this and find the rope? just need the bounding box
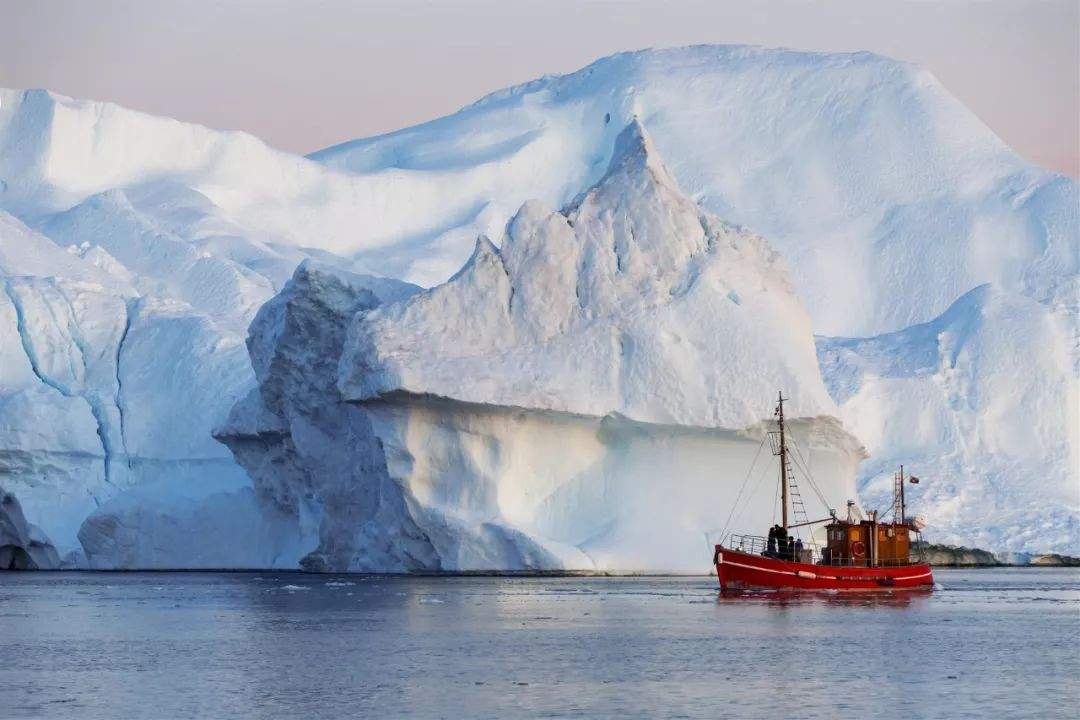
[738,453,778,533]
[772,464,780,525]
[784,437,839,554]
[788,436,832,511]
[719,435,768,540]
[787,439,822,505]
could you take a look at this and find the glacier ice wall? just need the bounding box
[361,396,859,572]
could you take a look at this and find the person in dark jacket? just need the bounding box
[767,525,777,557]
[776,525,789,560]
[794,538,804,562]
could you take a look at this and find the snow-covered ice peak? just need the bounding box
[557,117,715,312]
[571,116,681,205]
[340,121,838,429]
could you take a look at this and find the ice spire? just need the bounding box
[598,117,682,193]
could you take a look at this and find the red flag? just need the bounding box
[909,475,920,484]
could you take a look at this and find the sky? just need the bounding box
[2,0,1077,177]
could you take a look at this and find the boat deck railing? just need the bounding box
[726,533,769,555]
[723,533,925,567]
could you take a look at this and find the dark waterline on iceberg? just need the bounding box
[2,569,1077,719]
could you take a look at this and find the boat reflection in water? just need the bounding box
[716,588,935,609]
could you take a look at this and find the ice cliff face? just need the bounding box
[218,123,862,572]
[0,44,1075,564]
[216,261,440,571]
[0,210,276,566]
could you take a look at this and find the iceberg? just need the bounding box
[217,122,863,572]
[0,44,1075,565]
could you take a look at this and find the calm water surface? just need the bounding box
[1,568,1077,719]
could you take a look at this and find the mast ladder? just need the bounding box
[786,460,810,527]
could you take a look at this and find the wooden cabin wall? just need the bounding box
[826,522,911,566]
[876,524,911,564]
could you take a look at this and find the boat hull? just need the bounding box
[715,546,933,591]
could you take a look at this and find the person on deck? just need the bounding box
[766,526,777,557]
[776,525,789,560]
[794,538,804,562]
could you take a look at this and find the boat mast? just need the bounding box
[899,464,906,525]
[777,391,789,529]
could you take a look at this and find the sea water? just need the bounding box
[1,569,1077,719]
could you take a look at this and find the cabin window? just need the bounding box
[887,528,895,538]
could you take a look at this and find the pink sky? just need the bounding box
[2,0,1076,177]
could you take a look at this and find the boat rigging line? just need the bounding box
[719,434,769,541]
[786,435,833,513]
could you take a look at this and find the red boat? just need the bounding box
[714,392,933,592]
[715,547,933,591]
